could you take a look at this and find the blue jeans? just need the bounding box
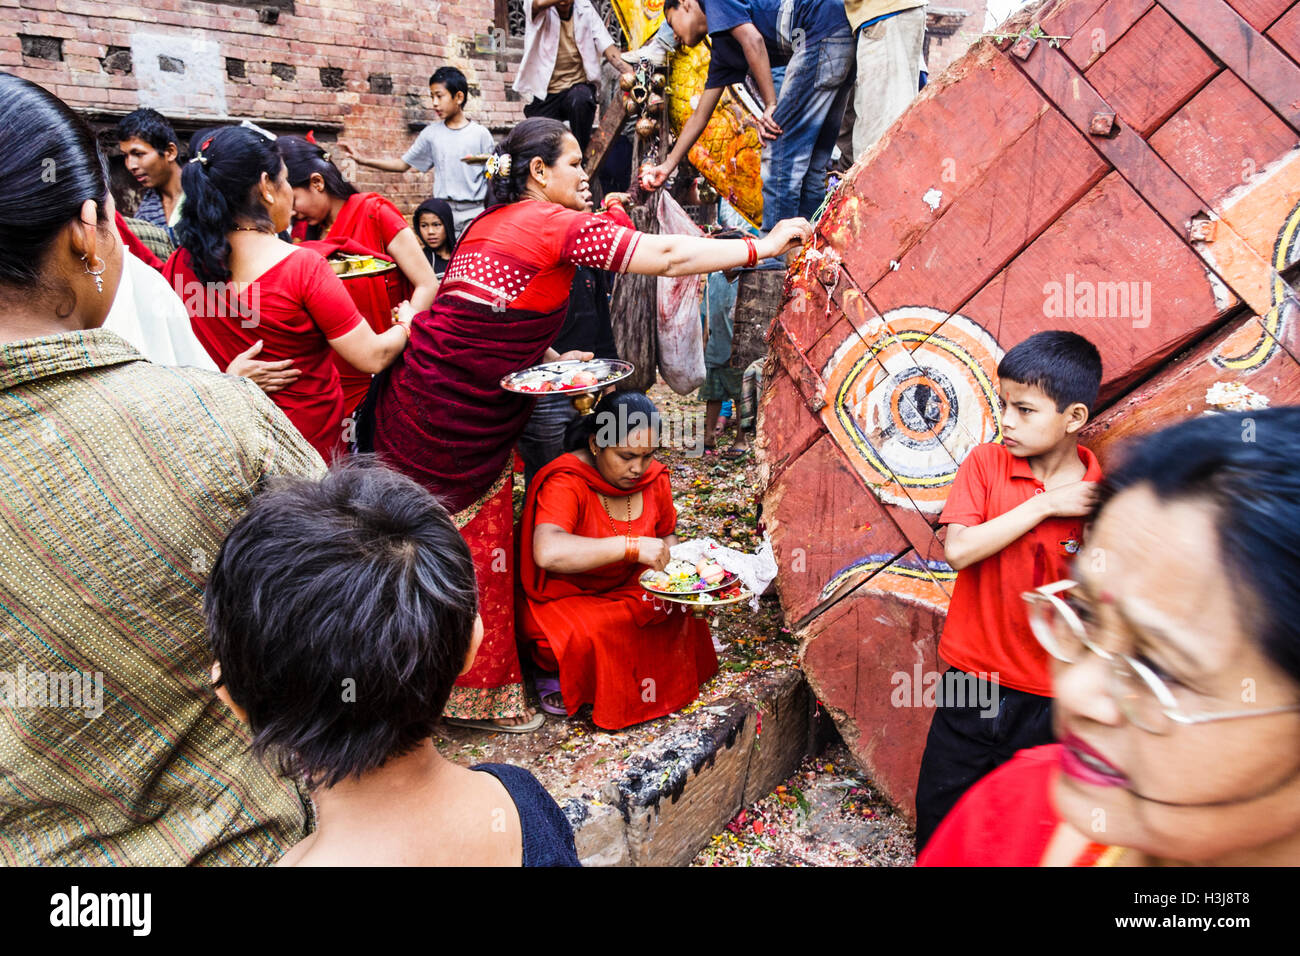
[517,395,580,486]
[764,25,855,229]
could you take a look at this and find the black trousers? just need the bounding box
[524,82,597,156]
[913,668,1054,852]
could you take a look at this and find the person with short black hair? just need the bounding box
[914,329,1105,851]
[518,393,717,728]
[336,67,496,235]
[115,107,185,234]
[922,407,1300,866]
[206,458,580,866]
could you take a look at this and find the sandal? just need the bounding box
[721,446,749,459]
[534,674,567,716]
[445,712,545,734]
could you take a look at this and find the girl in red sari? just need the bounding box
[518,391,716,729]
[280,135,439,416]
[167,126,411,462]
[366,117,811,730]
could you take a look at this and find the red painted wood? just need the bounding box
[765,434,911,626]
[1016,36,1209,231]
[829,43,1053,297]
[1085,4,1219,136]
[1225,0,1294,30]
[1266,2,1300,61]
[865,108,1108,318]
[959,172,1234,402]
[1085,309,1300,466]
[756,364,824,485]
[1149,71,1298,208]
[1160,0,1300,132]
[1062,0,1154,70]
[800,567,948,819]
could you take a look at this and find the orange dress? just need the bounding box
[517,454,718,730]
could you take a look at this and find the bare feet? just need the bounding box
[493,706,538,728]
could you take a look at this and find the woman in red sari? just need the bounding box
[366,117,811,731]
[167,126,411,462]
[280,135,439,416]
[920,410,1300,866]
[518,391,715,729]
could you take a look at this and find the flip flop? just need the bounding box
[534,674,567,716]
[722,446,749,459]
[444,712,545,734]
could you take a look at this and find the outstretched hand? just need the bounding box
[760,218,814,259]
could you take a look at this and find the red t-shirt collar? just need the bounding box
[1005,443,1103,483]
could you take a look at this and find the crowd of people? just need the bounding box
[3,0,1299,869]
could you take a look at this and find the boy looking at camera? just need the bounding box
[914,330,1104,851]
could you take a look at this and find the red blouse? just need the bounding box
[164,246,364,461]
[439,200,640,313]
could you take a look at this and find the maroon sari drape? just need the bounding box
[373,293,566,515]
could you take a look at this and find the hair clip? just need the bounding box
[239,119,278,141]
[484,152,511,180]
[188,153,208,166]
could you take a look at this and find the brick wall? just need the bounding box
[1,0,528,215]
[926,1,991,77]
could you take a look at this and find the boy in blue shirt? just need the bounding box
[643,0,854,231]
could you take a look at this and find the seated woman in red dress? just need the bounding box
[920,409,1300,866]
[280,134,439,416]
[365,117,811,731]
[517,391,716,730]
[166,126,412,461]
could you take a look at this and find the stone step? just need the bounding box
[437,665,821,866]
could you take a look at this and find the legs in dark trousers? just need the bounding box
[523,83,597,156]
[914,668,1054,852]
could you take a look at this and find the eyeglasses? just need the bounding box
[1021,580,1300,735]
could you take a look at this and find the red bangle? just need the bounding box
[626,535,640,563]
[743,236,757,268]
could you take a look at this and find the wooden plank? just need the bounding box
[1226,0,1295,31]
[866,107,1108,318]
[1148,70,1299,208]
[828,41,1053,297]
[1160,0,1300,133]
[1084,305,1300,467]
[960,171,1236,403]
[763,433,912,626]
[798,556,951,820]
[1265,3,1300,65]
[1084,3,1219,136]
[1062,0,1154,70]
[755,364,824,487]
[1015,34,1207,233]
[769,319,829,413]
[1040,0,1119,38]
[583,93,627,178]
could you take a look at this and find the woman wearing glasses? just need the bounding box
[920,407,1300,866]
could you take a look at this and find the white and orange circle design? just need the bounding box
[819,307,1003,515]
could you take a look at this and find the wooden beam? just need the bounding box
[1159,0,1300,133]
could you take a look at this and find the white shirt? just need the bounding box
[513,0,615,102]
[104,251,218,370]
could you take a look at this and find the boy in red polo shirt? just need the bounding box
[914,330,1104,851]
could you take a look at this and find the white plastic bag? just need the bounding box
[654,192,706,394]
[669,533,778,612]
